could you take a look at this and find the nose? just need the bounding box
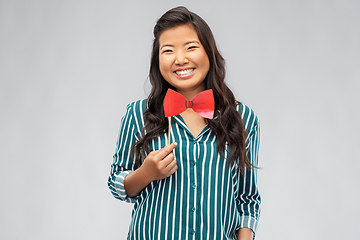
[174,50,189,65]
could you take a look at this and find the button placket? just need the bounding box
[189,136,200,237]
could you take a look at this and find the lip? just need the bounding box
[173,68,196,79]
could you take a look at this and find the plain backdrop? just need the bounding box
[1,0,359,239]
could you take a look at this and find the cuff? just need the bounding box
[112,170,138,203]
[236,215,259,238]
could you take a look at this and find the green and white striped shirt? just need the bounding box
[108,99,261,240]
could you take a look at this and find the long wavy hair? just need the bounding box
[133,6,253,174]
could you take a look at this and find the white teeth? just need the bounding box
[175,68,194,75]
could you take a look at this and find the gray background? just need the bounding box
[1,0,359,239]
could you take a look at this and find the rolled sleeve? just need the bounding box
[108,170,138,203]
[107,101,144,203]
[236,117,261,235]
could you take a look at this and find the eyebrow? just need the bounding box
[160,40,200,50]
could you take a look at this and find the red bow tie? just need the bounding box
[163,89,215,119]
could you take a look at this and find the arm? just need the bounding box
[108,101,178,201]
[237,228,254,240]
[236,115,261,237]
[107,102,142,202]
[124,142,178,197]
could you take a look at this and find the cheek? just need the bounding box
[159,59,165,75]
[203,55,210,68]
[159,59,171,82]
[159,57,169,73]
[192,51,209,68]
[199,53,210,71]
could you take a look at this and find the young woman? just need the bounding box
[108,6,261,240]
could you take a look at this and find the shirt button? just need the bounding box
[191,207,196,212]
[192,184,196,189]
[192,161,196,166]
[193,140,196,144]
[191,229,196,235]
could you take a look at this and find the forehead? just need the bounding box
[159,24,199,45]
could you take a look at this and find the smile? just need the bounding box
[174,68,195,76]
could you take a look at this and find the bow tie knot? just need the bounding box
[185,100,194,109]
[163,89,215,119]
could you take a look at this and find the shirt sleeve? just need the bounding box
[236,116,261,235]
[107,102,142,203]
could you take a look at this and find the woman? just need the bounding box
[108,6,261,240]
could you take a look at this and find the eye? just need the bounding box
[162,49,173,54]
[187,46,198,50]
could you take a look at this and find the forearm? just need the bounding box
[237,228,253,240]
[123,166,152,198]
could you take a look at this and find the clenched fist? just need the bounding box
[141,142,178,181]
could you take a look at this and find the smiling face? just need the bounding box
[159,24,210,99]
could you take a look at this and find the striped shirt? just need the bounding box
[108,99,261,240]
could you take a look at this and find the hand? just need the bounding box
[141,142,178,182]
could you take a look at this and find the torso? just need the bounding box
[111,99,261,240]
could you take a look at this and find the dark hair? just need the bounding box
[133,6,253,174]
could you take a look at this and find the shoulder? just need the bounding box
[125,99,148,117]
[236,102,260,136]
[122,99,147,131]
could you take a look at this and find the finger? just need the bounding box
[159,152,175,168]
[148,145,166,156]
[165,159,177,172]
[156,142,177,160]
[166,162,178,176]
[149,149,161,155]
[150,142,177,157]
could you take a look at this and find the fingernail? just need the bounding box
[174,142,178,146]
